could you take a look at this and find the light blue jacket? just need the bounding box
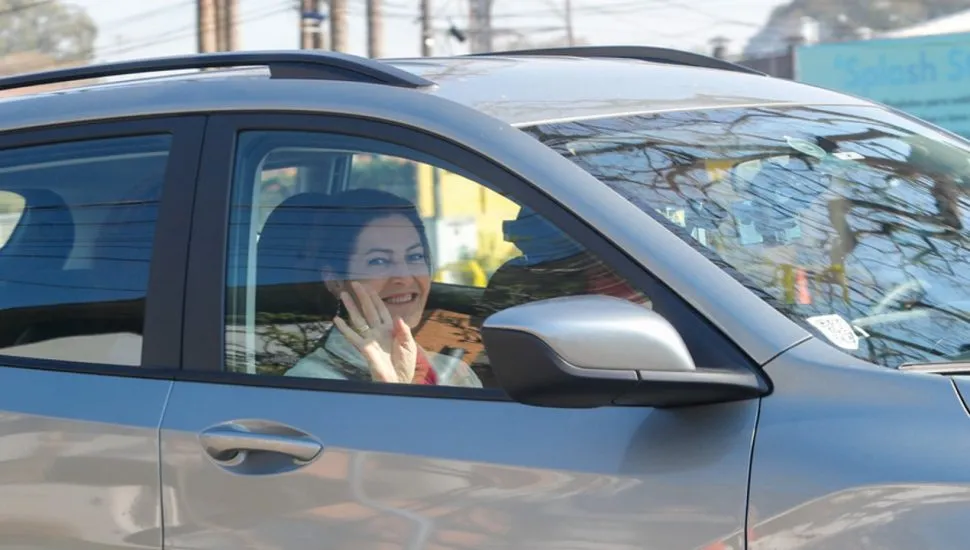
[285,328,483,388]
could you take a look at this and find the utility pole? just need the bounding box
[564,0,574,46]
[367,0,383,58]
[300,0,316,49]
[213,0,226,50]
[420,0,433,57]
[330,0,349,52]
[197,0,217,53]
[220,0,238,51]
[483,0,493,52]
[468,0,492,53]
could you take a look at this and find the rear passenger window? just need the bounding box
[0,191,26,249]
[0,134,171,366]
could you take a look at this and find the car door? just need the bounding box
[0,116,204,549]
[160,112,761,550]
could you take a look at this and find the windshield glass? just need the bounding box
[525,104,970,368]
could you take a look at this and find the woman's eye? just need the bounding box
[407,252,426,263]
[367,257,390,266]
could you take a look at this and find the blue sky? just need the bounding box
[79,0,783,62]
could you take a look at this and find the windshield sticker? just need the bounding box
[832,151,865,161]
[806,314,861,351]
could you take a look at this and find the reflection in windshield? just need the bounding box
[526,105,970,368]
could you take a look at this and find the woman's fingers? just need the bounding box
[391,317,417,382]
[337,316,396,382]
[394,317,415,346]
[340,291,368,331]
[368,284,392,326]
[332,316,364,347]
[352,281,381,328]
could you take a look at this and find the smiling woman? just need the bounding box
[263,189,483,387]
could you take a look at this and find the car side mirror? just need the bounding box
[481,295,768,408]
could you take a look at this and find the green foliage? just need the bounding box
[0,0,97,64]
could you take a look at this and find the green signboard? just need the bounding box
[795,32,970,138]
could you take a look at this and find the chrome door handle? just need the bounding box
[200,424,323,463]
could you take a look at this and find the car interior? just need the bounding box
[227,146,627,387]
[0,136,169,366]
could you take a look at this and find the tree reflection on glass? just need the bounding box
[526,104,970,368]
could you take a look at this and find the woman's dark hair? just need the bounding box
[312,188,432,278]
[256,188,432,317]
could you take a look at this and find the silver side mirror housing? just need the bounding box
[481,295,768,408]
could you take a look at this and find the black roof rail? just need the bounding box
[0,50,435,92]
[471,45,767,76]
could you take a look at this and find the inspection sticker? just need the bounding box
[806,314,860,351]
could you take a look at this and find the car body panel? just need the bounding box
[736,337,970,549]
[160,381,757,550]
[950,376,970,412]
[0,366,170,550]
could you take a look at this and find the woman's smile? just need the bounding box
[382,292,419,305]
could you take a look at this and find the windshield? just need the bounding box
[525,104,970,368]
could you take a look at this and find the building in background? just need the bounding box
[795,29,970,138]
[880,7,970,38]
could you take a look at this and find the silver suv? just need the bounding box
[0,46,968,550]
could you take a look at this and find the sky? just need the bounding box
[78,0,786,63]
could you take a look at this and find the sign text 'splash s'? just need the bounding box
[796,33,970,138]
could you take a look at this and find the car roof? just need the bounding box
[0,52,872,130]
[388,55,870,125]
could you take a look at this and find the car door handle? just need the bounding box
[199,424,323,463]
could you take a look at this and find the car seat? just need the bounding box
[0,188,75,275]
[0,188,77,348]
[473,206,648,328]
[472,207,589,327]
[254,192,334,318]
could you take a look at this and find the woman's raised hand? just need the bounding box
[332,281,418,384]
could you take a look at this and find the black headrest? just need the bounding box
[0,188,74,274]
[254,192,332,316]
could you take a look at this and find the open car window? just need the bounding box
[224,131,651,389]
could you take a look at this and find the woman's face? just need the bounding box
[331,214,431,328]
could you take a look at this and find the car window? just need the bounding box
[0,134,172,366]
[527,104,970,368]
[224,131,651,389]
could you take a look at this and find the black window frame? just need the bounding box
[181,113,757,401]
[0,115,206,378]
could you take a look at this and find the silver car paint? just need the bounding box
[385,56,871,125]
[0,366,170,550]
[160,381,757,550]
[1,52,967,550]
[739,338,970,549]
[482,294,695,373]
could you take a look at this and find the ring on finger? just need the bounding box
[355,323,371,334]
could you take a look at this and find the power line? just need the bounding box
[110,1,194,28]
[96,1,293,61]
[0,0,57,18]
